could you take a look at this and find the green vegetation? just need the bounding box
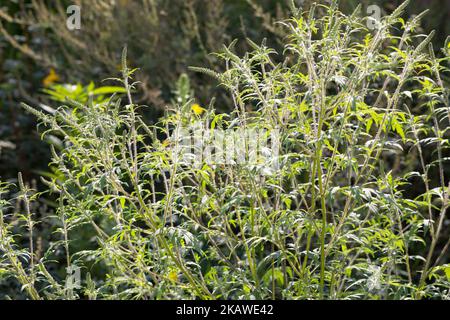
[1,1,450,300]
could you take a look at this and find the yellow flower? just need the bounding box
[42,68,60,87]
[168,270,178,282]
[191,103,205,115]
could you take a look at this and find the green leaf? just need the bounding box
[91,86,127,95]
[444,266,450,281]
[120,197,126,209]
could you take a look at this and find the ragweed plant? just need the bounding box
[1,1,450,300]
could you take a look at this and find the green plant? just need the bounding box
[1,1,450,300]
